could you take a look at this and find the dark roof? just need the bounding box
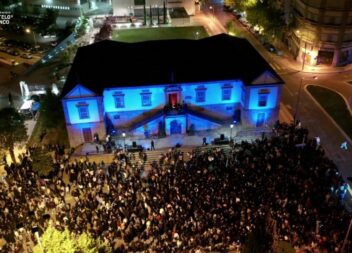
[63,33,283,96]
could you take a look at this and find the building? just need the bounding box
[22,0,89,17]
[288,0,352,66]
[21,0,110,26]
[113,0,162,16]
[112,0,194,17]
[61,34,283,147]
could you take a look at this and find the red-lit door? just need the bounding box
[82,128,92,142]
[168,93,178,107]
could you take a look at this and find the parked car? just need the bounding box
[8,50,20,56]
[21,54,33,59]
[263,42,277,54]
[11,59,19,66]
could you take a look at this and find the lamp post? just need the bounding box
[25,28,37,49]
[230,124,234,140]
[122,132,126,150]
[293,32,308,123]
[342,218,352,253]
[209,6,214,18]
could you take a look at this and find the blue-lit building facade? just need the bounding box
[62,34,283,147]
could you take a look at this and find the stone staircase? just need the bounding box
[141,145,233,169]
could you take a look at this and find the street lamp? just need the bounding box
[293,36,308,123]
[122,132,126,150]
[25,28,37,49]
[342,218,352,253]
[230,124,234,140]
[209,6,214,18]
[194,31,199,40]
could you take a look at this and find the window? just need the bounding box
[258,94,268,107]
[195,86,206,103]
[78,105,89,119]
[222,88,232,100]
[141,91,152,106]
[113,92,125,108]
[257,89,269,107]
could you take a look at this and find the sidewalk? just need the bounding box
[273,39,352,74]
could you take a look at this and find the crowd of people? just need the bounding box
[0,122,351,252]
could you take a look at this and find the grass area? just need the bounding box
[307,85,352,139]
[277,241,295,253]
[112,26,208,43]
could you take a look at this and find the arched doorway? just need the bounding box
[170,120,182,134]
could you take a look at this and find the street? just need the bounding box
[191,0,352,180]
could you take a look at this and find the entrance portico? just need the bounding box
[165,86,182,107]
[165,115,186,135]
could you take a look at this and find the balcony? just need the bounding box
[164,103,187,116]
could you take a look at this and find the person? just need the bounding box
[202,137,207,146]
[315,136,321,147]
[151,140,155,150]
[340,141,348,150]
[96,145,99,153]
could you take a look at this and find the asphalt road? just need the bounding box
[194,1,352,180]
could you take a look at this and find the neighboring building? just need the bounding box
[288,0,352,66]
[21,0,108,27]
[112,0,194,17]
[113,0,163,16]
[61,34,283,147]
[22,0,89,17]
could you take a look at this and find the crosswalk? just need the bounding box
[279,103,294,124]
[268,60,290,74]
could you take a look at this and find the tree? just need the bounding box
[33,226,77,253]
[33,224,112,253]
[76,233,112,253]
[8,92,14,107]
[40,89,63,129]
[0,107,27,163]
[157,6,160,25]
[74,15,90,37]
[224,0,235,8]
[62,44,79,64]
[31,149,54,176]
[94,22,112,42]
[238,0,285,41]
[143,3,147,25]
[149,5,153,26]
[163,1,167,24]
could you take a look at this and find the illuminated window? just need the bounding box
[141,90,152,106]
[258,94,268,107]
[195,86,206,103]
[113,92,125,108]
[77,105,89,119]
[258,89,270,107]
[222,88,232,100]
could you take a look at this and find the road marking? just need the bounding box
[304,85,352,145]
[283,85,294,96]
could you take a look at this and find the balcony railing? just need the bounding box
[163,103,187,116]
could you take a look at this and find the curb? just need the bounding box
[304,85,352,145]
